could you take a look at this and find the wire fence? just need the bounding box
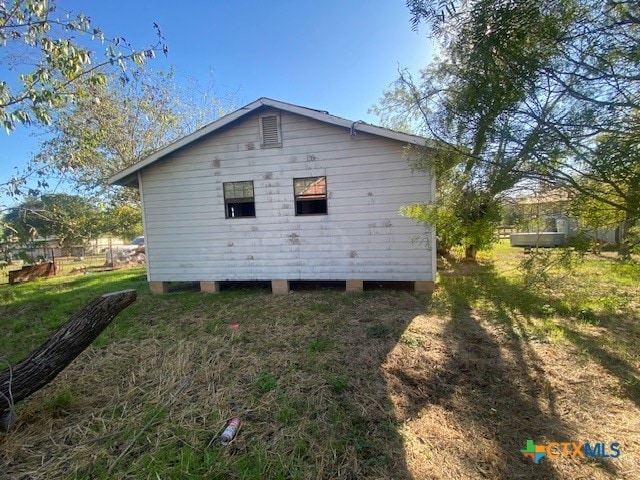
[0,254,111,285]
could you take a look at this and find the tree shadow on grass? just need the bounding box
[459,260,640,408]
[388,259,624,479]
[3,263,636,479]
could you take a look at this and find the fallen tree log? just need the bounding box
[0,289,137,432]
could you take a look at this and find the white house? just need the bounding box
[108,98,436,294]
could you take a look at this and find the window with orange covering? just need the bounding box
[294,176,327,215]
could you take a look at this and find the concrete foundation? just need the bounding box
[149,281,170,294]
[200,281,220,293]
[271,279,290,295]
[414,281,436,293]
[346,279,364,293]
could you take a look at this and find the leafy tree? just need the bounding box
[383,0,640,258]
[401,176,500,257]
[2,193,102,247]
[376,0,573,259]
[31,69,235,200]
[2,195,144,249]
[1,1,232,244]
[0,0,166,132]
[555,122,640,257]
[0,0,168,234]
[99,204,143,241]
[19,68,235,244]
[526,1,640,256]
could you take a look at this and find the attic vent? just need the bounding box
[260,114,281,147]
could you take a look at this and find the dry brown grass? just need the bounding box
[2,291,424,479]
[384,312,638,479]
[1,245,639,479]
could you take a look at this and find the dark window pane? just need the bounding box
[226,201,255,218]
[295,199,327,215]
[224,181,255,218]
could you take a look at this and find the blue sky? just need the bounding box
[0,0,432,203]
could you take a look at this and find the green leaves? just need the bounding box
[0,0,168,132]
[380,0,640,258]
[3,194,99,246]
[26,68,234,206]
[1,193,144,246]
[401,182,501,257]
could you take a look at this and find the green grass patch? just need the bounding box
[0,267,149,363]
[366,323,390,339]
[326,375,348,393]
[308,337,332,353]
[253,371,278,395]
[42,388,75,415]
[2,243,639,480]
[399,331,424,348]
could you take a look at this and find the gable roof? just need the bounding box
[108,97,426,187]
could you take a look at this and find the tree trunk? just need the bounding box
[465,244,478,261]
[618,216,634,260]
[0,289,137,432]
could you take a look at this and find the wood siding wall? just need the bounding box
[140,108,434,282]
